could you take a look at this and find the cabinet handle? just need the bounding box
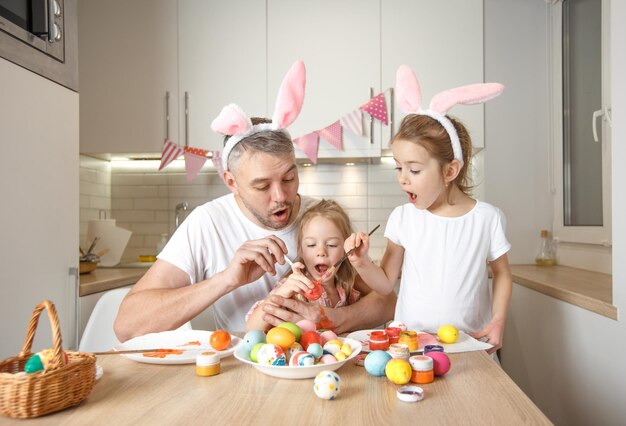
[369,87,374,144]
[184,92,190,147]
[389,87,395,143]
[165,91,170,141]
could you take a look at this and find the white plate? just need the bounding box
[345,329,492,354]
[114,330,242,364]
[234,337,362,379]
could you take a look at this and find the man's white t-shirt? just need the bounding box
[385,201,511,334]
[158,193,318,332]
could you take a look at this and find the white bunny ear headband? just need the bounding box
[211,61,306,171]
[395,65,504,166]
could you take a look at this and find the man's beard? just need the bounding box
[242,200,293,230]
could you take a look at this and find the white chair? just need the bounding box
[79,287,191,352]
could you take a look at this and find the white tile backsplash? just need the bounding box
[79,156,404,263]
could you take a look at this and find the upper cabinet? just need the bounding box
[267,0,382,160]
[79,0,179,154]
[79,0,484,155]
[381,0,484,149]
[178,0,266,151]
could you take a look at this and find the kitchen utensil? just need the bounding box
[92,348,165,355]
[85,237,99,255]
[318,224,380,281]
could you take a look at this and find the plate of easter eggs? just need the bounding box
[234,320,362,379]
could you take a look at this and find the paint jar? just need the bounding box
[369,330,390,351]
[385,327,402,344]
[423,344,444,354]
[409,355,434,384]
[398,331,419,352]
[196,351,221,377]
[388,343,410,361]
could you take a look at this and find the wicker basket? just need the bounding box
[0,300,96,419]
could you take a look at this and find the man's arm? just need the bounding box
[114,235,290,341]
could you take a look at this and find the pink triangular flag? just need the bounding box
[293,132,319,164]
[159,140,183,171]
[359,92,388,125]
[317,120,343,151]
[210,150,225,183]
[183,146,208,182]
[340,110,364,136]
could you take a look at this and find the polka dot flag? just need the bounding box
[317,120,343,151]
[184,146,208,182]
[359,92,388,125]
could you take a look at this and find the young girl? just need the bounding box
[345,65,512,353]
[246,199,368,331]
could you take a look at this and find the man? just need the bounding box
[114,62,395,341]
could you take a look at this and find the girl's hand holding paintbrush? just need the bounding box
[343,225,381,269]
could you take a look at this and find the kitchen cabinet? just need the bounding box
[267,0,382,160]
[78,0,179,154]
[177,0,266,151]
[381,0,485,150]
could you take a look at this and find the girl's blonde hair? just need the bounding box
[296,199,358,299]
[393,114,474,196]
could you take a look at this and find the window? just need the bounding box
[550,0,612,246]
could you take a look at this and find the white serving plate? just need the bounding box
[114,329,242,365]
[234,337,361,379]
[345,329,492,354]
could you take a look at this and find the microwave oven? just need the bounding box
[0,0,77,91]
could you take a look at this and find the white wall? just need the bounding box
[489,1,626,424]
[0,59,79,358]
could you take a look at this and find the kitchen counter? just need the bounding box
[0,348,551,424]
[79,267,148,297]
[511,264,616,320]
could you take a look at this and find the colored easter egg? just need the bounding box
[277,322,302,342]
[296,319,317,334]
[292,351,315,366]
[24,354,44,374]
[364,350,392,376]
[323,340,342,355]
[425,351,451,376]
[210,329,232,351]
[286,342,304,361]
[437,325,459,344]
[385,359,412,385]
[313,371,341,400]
[289,351,310,366]
[242,330,266,352]
[306,343,323,359]
[256,344,286,366]
[266,326,296,350]
[319,330,338,345]
[250,342,265,363]
[319,354,337,364]
[388,321,407,331]
[300,330,321,351]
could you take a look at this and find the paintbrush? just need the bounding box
[317,224,381,282]
[91,348,178,355]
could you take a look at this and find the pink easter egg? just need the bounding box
[319,354,337,364]
[296,319,317,333]
[319,330,338,345]
[425,351,451,376]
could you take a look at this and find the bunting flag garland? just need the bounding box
[317,120,343,151]
[294,132,320,164]
[340,109,364,136]
[183,146,209,182]
[210,150,225,182]
[159,140,184,171]
[360,92,388,125]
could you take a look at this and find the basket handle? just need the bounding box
[19,300,66,369]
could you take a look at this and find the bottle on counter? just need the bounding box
[535,229,556,266]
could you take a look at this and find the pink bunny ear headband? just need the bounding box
[211,61,306,171]
[395,65,504,166]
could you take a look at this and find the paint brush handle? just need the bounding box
[321,224,381,281]
[92,348,164,355]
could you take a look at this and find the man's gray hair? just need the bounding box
[227,129,295,172]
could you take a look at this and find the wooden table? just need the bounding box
[0,350,551,425]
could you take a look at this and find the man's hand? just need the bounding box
[261,295,322,326]
[221,236,288,290]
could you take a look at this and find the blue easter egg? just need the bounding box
[364,350,392,377]
[243,330,266,352]
[307,343,323,359]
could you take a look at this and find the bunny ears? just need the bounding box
[395,65,504,165]
[211,61,306,170]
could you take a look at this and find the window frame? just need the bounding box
[550,0,612,246]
